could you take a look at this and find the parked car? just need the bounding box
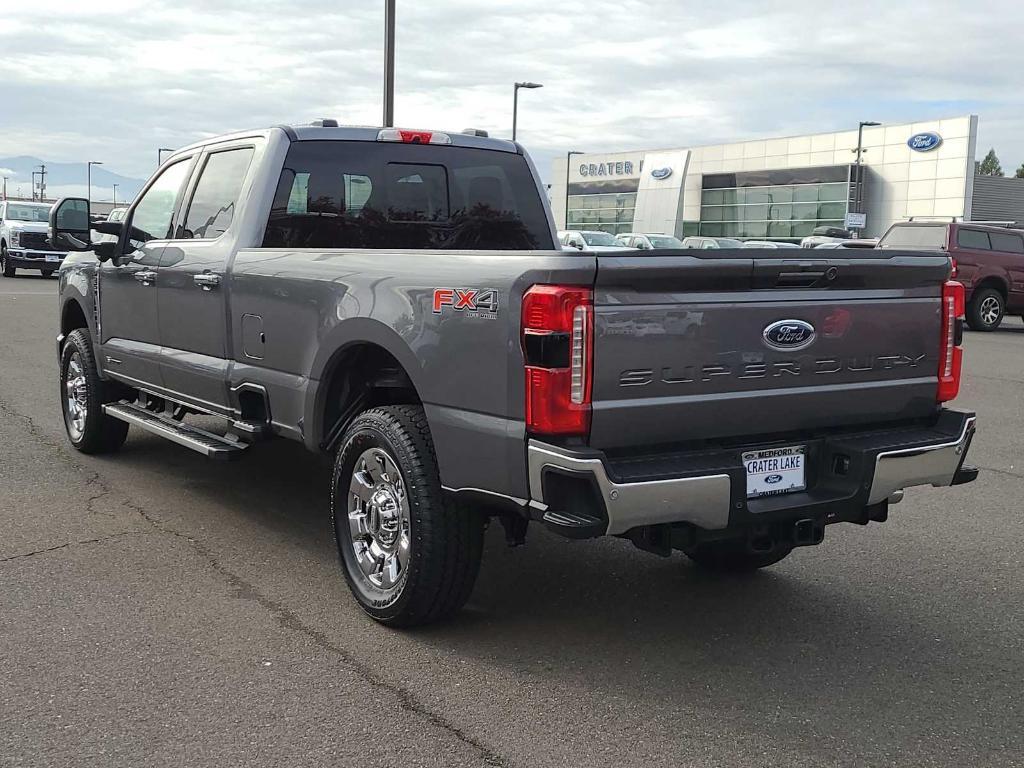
[558,229,630,252]
[680,236,744,249]
[741,240,801,249]
[814,238,879,249]
[0,200,68,277]
[615,233,685,250]
[51,121,977,626]
[800,226,854,249]
[878,221,1024,331]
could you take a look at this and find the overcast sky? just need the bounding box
[1,0,1022,191]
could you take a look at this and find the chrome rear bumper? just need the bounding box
[527,410,977,536]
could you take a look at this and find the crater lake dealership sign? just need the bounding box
[579,161,635,177]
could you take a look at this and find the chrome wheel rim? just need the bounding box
[980,296,1001,326]
[64,353,88,441]
[347,448,411,593]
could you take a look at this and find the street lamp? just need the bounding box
[383,0,395,127]
[158,147,174,166]
[87,161,103,210]
[853,120,880,216]
[112,183,119,206]
[565,150,584,229]
[512,81,543,141]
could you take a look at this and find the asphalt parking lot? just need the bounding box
[1,275,1022,768]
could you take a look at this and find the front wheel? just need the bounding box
[685,539,793,573]
[42,269,55,278]
[331,405,484,626]
[1,244,14,277]
[59,329,129,454]
[967,287,1004,331]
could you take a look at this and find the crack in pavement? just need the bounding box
[0,395,511,767]
[0,530,142,563]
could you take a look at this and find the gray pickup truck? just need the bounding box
[50,122,978,626]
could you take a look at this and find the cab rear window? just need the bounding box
[262,141,553,250]
[878,225,947,250]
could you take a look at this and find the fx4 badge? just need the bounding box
[432,288,499,319]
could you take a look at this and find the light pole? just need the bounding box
[512,81,543,141]
[853,120,880,218]
[383,0,396,127]
[158,147,174,166]
[87,161,103,210]
[565,150,583,229]
[112,184,119,206]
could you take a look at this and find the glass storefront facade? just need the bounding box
[565,191,637,235]
[699,165,853,240]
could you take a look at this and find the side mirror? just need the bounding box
[49,197,91,252]
[574,241,584,250]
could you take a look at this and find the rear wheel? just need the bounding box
[42,269,54,278]
[967,287,1004,331]
[331,405,484,626]
[1,243,14,277]
[685,539,793,572]
[59,329,129,454]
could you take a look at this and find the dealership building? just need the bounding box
[550,115,1024,241]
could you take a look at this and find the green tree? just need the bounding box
[979,148,1004,177]
[1015,163,1024,179]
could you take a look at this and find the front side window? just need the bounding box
[129,159,192,245]
[179,147,254,239]
[957,229,991,250]
[262,140,552,250]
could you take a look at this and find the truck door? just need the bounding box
[157,144,256,413]
[100,157,194,388]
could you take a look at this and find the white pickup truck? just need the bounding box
[1,200,68,277]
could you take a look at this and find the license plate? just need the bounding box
[45,254,61,263]
[743,445,806,498]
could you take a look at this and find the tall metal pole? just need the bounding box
[512,85,519,142]
[383,0,395,127]
[565,151,583,229]
[112,184,118,206]
[1,176,6,201]
[38,164,46,201]
[854,122,865,216]
[87,161,102,212]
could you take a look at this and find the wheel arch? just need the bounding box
[306,320,428,453]
[972,274,1009,300]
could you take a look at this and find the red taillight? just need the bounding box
[950,257,958,278]
[522,285,593,436]
[938,280,965,402]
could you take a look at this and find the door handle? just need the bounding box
[193,272,222,291]
[134,270,157,285]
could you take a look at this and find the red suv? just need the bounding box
[879,221,1024,331]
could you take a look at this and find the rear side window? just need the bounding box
[989,231,1024,254]
[879,224,947,249]
[179,147,254,239]
[957,229,991,250]
[262,141,553,250]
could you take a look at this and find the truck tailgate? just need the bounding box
[590,250,951,450]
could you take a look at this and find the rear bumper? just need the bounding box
[7,249,67,269]
[527,408,977,536]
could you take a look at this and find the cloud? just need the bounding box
[0,0,1021,182]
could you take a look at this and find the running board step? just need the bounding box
[103,402,248,460]
[542,510,606,539]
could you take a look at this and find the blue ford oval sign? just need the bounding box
[763,319,816,351]
[907,132,942,152]
[650,167,673,180]
[765,474,783,485]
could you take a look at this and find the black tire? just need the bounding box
[1,243,14,277]
[42,270,55,278]
[685,539,793,573]
[967,287,1004,331]
[331,405,484,627]
[59,329,129,454]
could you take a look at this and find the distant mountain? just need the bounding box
[0,156,146,203]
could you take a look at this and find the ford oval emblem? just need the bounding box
[763,319,816,351]
[650,167,673,180]
[765,474,783,485]
[907,132,942,152]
